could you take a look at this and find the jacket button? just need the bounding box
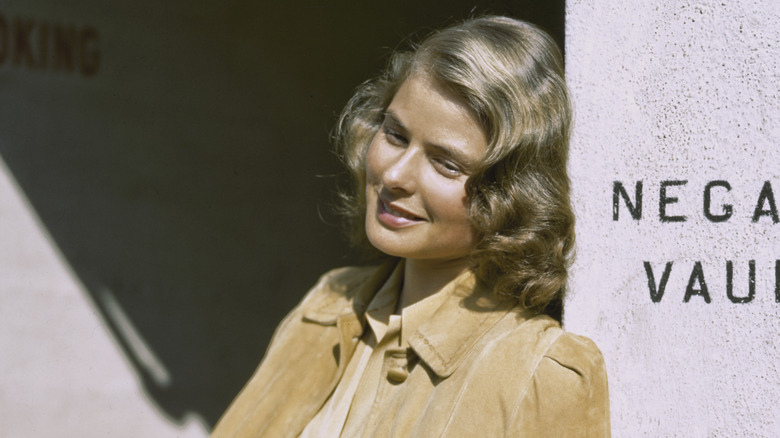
[387,367,408,383]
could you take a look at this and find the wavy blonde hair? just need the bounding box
[334,16,573,320]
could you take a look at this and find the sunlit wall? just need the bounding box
[565,1,780,436]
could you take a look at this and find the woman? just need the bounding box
[213,16,610,437]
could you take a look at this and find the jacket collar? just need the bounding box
[302,260,398,326]
[302,260,521,379]
[407,271,519,378]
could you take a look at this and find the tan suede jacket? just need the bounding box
[212,262,610,437]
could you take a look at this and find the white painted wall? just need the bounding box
[0,2,217,436]
[0,157,208,437]
[565,1,780,436]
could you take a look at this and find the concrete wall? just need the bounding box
[565,1,779,436]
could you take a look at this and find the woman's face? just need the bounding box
[364,74,488,263]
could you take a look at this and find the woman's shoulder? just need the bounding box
[500,315,611,435]
[493,313,607,377]
[542,325,607,376]
[293,263,396,319]
[307,263,393,298]
[311,265,381,292]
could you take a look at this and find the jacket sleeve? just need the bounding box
[509,332,611,437]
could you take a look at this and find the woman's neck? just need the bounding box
[398,257,471,310]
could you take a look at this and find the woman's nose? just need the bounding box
[382,147,418,193]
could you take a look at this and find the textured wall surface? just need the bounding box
[0,161,208,437]
[565,1,779,436]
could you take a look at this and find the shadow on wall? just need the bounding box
[0,1,563,429]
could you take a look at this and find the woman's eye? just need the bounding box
[383,127,408,146]
[434,158,463,177]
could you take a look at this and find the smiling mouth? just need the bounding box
[379,198,423,221]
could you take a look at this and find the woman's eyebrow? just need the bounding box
[427,143,472,165]
[382,111,405,130]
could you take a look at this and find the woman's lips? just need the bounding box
[376,197,424,228]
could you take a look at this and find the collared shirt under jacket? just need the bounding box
[212,261,610,437]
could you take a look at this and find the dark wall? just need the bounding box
[0,1,563,428]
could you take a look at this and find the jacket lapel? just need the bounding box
[301,259,399,374]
